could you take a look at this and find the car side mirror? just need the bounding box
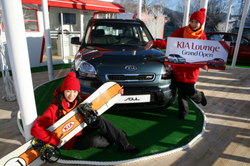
[71,37,81,45]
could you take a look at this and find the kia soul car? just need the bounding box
[207,58,225,67]
[71,18,173,109]
[167,54,186,64]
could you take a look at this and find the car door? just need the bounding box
[229,34,250,61]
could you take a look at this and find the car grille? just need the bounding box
[105,74,155,82]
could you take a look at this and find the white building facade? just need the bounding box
[0,0,125,70]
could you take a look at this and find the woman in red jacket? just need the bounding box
[145,8,208,119]
[31,72,140,154]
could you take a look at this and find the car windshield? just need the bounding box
[84,21,151,46]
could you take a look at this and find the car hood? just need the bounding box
[77,47,166,75]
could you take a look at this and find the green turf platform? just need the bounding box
[30,77,206,165]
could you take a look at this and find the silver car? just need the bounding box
[167,54,186,64]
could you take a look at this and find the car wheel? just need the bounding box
[174,59,177,63]
[215,63,219,67]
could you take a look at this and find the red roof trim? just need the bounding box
[22,0,125,13]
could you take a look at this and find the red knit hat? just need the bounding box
[61,72,80,92]
[190,8,206,25]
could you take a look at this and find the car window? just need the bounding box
[84,22,151,45]
[206,33,250,45]
[230,35,249,45]
[206,34,223,41]
[240,38,249,45]
[222,35,232,42]
[231,35,237,43]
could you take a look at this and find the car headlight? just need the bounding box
[161,65,172,79]
[78,61,97,78]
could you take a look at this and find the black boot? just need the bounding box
[201,92,207,106]
[117,137,140,155]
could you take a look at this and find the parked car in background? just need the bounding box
[206,32,250,61]
[207,58,225,67]
[71,18,173,109]
[167,54,186,64]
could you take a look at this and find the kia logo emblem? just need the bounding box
[125,65,137,71]
[62,121,75,132]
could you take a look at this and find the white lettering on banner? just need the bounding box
[177,41,220,53]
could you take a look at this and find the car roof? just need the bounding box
[90,18,144,24]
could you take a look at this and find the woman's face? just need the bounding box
[190,19,201,31]
[64,90,78,102]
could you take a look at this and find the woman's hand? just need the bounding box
[202,65,208,72]
[118,86,124,95]
[144,40,153,50]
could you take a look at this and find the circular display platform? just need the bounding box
[18,77,206,165]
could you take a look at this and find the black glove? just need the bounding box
[77,103,98,125]
[31,138,60,163]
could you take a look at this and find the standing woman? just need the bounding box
[31,72,140,154]
[145,8,208,119]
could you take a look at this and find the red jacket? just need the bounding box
[153,26,207,84]
[31,87,89,150]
